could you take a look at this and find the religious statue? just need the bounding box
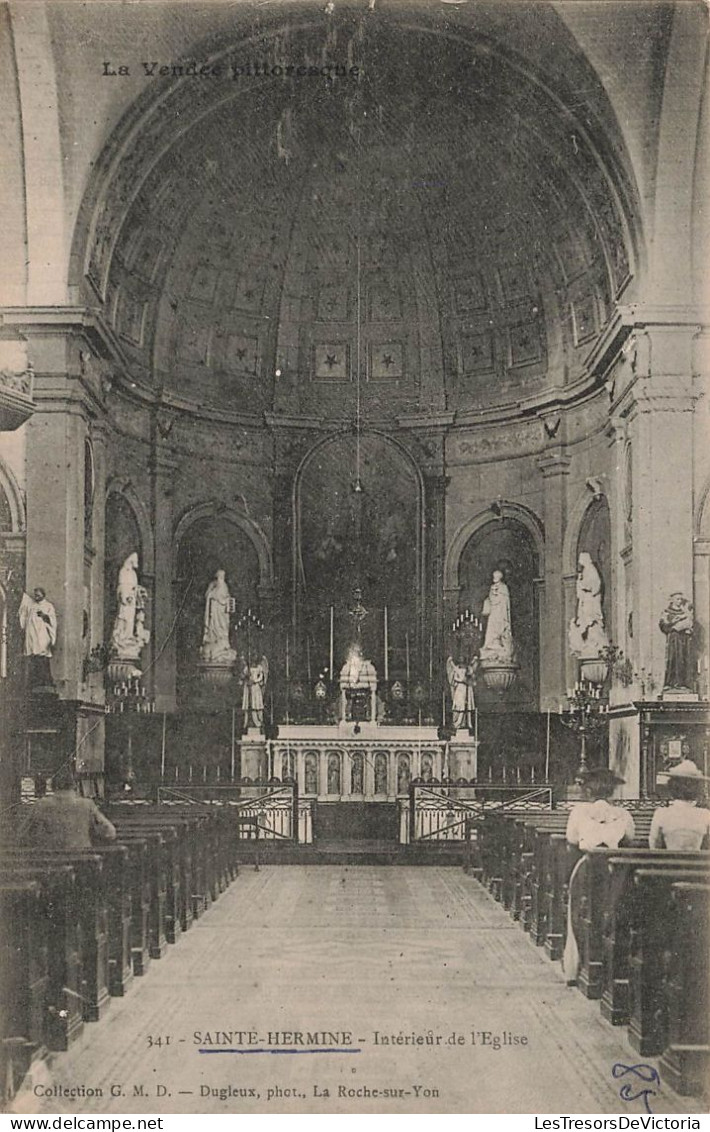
[339,640,378,723]
[19,587,57,687]
[110,552,149,661]
[659,593,694,691]
[339,640,377,690]
[446,655,476,732]
[480,568,516,663]
[568,552,609,658]
[242,655,269,730]
[200,569,237,665]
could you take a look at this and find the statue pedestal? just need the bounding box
[660,689,699,702]
[340,685,377,724]
[107,659,142,683]
[196,661,236,687]
[448,737,478,781]
[240,732,266,780]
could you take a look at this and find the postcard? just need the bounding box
[1,0,708,1118]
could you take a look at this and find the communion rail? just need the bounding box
[401,784,554,844]
[156,783,313,843]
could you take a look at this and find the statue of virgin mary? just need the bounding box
[200,569,237,665]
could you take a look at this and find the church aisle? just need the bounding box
[12,867,699,1115]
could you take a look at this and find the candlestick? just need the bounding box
[160,711,167,781]
[442,687,446,727]
[405,632,410,683]
[384,605,389,682]
[286,631,290,681]
[230,707,236,781]
[306,634,312,683]
[329,606,334,682]
[429,632,433,684]
[474,706,479,745]
[545,708,551,783]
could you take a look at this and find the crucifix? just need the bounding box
[348,586,368,640]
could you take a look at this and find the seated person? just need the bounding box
[563,766,634,984]
[565,767,635,850]
[649,759,710,850]
[23,765,117,851]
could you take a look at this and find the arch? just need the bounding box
[646,3,708,306]
[445,503,545,592]
[9,3,68,303]
[695,475,710,540]
[105,477,154,576]
[0,455,26,534]
[69,10,642,301]
[293,427,426,639]
[172,501,272,588]
[563,485,610,578]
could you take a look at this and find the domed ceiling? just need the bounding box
[87,5,639,424]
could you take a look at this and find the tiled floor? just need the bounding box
[12,867,705,1115]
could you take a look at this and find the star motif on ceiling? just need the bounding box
[243,289,254,300]
[381,352,395,368]
[236,347,247,360]
[324,352,339,369]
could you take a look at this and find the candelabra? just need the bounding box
[105,673,155,793]
[559,680,609,781]
[106,673,155,715]
[236,607,265,664]
[451,609,483,662]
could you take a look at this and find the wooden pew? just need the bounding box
[0,880,48,1102]
[108,830,152,974]
[660,881,710,1097]
[0,863,83,1051]
[628,866,710,1057]
[1,851,110,1023]
[600,852,710,1027]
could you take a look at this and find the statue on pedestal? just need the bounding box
[569,552,609,658]
[110,553,149,667]
[242,655,269,730]
[200,569,237,666]
[480,569,515,663]
[659,593,694,691]
[19,587,57,688]
[446,656,476,732]
[339,641,378,722]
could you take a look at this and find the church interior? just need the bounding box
[0,0,709,1115]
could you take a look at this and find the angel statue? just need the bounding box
[446,655,476,732]
[242,655,269,730]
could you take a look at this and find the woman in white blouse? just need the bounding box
[649,759,710,851]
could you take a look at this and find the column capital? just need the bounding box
[537,452,572,479]
[149,447,179,476]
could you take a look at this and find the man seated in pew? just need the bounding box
[563,768,634,984]
[565,768,635,851]
[649,759,710,851]
[21,765,117,851]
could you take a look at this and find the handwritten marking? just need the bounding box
[612,1062,660,1114]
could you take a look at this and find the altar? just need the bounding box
[264,724,477,802]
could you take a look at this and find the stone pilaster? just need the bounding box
[621,322,697,692]
[538,451,572,708]
[25,379,86,699]
[150,444,178,712]
[423,472,449,679]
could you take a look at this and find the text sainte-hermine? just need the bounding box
[193,1030,527,1049]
